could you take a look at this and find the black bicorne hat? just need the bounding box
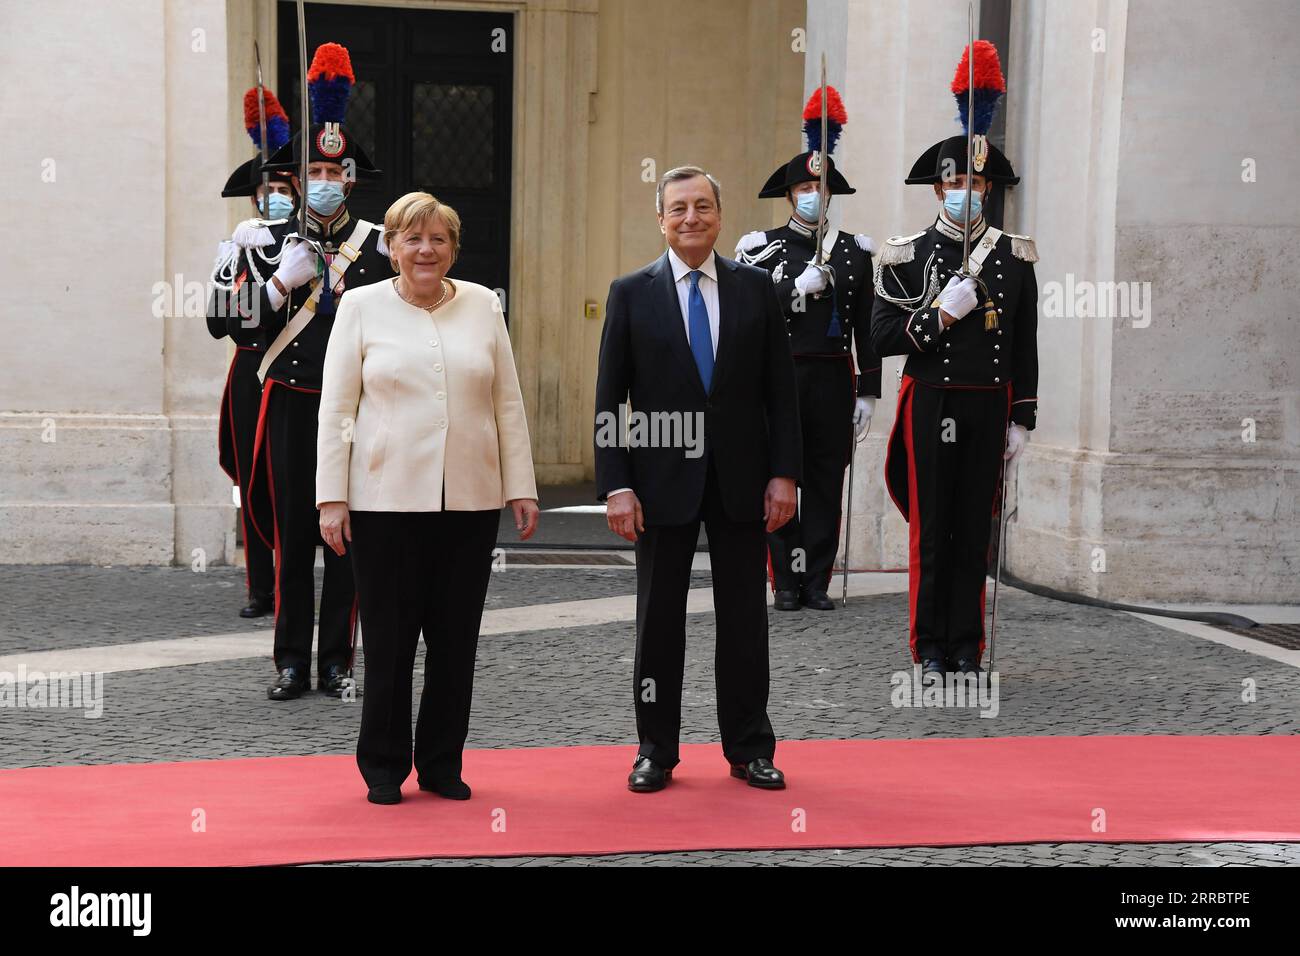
[221,157,298,198]
[905,135,1019,186]
[759,152,855,198]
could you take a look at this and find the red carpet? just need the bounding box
[2,736,1298,866]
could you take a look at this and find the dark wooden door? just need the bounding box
[277,2,514,301]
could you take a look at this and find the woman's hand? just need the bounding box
[319,501,351,556]
[509,498,539,541]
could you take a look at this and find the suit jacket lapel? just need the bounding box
[652,252,707,397]
[710,255,738,398]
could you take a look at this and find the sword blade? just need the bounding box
[254,41,270,219]
[962,1,975,274]
[814,54,829,263]
[296,0,310,237]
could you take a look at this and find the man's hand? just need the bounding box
[794,263,830,296]
[319,501,351,557]
[853,396,875,438]
[1004,423,1029,463]
[937,274,979,328]
[273,239,319,293]
[509,498,540,541]
[764,477,797,533]
[606,489,644,542]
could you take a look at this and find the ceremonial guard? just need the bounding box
[870,41,1038,678]
[227,43,394,700]
[207,84,295,619]
[736,87,882,611]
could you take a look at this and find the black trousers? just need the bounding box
[263,382,356,678]
[768,356,855,592]
[904,381,1008,664]
[633,455,775,769]
[350,508,499,788]
[225,349,274,605]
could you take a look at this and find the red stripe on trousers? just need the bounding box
[900,377,921,662]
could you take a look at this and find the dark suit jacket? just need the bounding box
[594,250,802,526]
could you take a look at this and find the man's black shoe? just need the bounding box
[953,658,983,676]
[773,589,801,611]
[921,658,946,683]
[627,755,671,793]
[318,664,352,697]
[419,777,472,800]
[267,667,309,701]
[800,588,835,610]
[240,596,273,619]
[367,784,402,805]
[729,757,786,789]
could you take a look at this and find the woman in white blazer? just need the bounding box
[316,191,539,806]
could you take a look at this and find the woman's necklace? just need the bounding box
[394,277,449,311]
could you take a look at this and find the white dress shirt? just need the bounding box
[667,246,720,358]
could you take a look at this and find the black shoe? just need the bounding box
[953,658,983,676]
[773,589,801,611]
[367,784,402,805]
[239,596,273,619]
[267,666,309,701]
[921,658,946,683]
[418,777,472,801]
[730,757,786,789]
[799,588,835,610]
[318,664,353,697]
[627,755,671,793]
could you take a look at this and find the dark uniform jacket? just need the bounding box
[870,216,1039,429]
[223,210,394,392]
[738,218,882,398]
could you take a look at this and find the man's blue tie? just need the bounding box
[687,270,714,392]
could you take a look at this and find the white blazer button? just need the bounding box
[434,364,443,372]
[436,391,445,399]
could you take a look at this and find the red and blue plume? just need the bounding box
[307,42,355,125]
[951,40,1006,136]
[802,86,847,155]
[242,87,291,152]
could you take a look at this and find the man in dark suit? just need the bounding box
[594,165,802,793]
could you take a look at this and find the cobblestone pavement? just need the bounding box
[0,563,708,652]
[1,565,1297,866]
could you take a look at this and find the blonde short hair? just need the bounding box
[383,191,462,262]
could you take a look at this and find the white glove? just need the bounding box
[853,396,875,438]
[936,274,979,321]
[1004,423,1028,462]
[854,233,876,254]
[272,240,320,294]
[794,263,829,296]
[735,231,768,255]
